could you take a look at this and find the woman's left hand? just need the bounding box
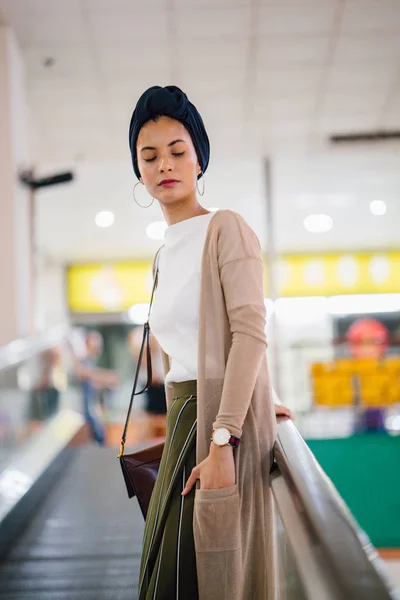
[181,444,235,496]
[275,403,294,420]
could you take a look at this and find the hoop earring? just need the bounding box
[197,173,205,197]
[133,182,154,208]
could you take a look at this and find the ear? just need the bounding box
[196,163,202,177]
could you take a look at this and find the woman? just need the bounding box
[129,86,287,600]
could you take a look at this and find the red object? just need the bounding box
[346,318,389,358]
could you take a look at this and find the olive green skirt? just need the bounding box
[138,380,199,600]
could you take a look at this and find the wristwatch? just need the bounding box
[211,427,241,449]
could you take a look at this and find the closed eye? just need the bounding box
[172,152,185,157]
[144,157,156,162]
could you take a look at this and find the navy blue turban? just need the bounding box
[129,85,210,180]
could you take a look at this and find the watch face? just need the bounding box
[213,427,231,446]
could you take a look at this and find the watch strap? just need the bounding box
[228,435,241,448]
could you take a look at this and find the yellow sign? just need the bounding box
[67,262,153,312]
[67,252,400,312]
[277,253,400,297]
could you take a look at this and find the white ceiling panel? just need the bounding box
[255,65,323,93]
[257,4,337,36]
[261,0,338,3]
[87,11,169,43]
[257,35,330,66]
[341,0,400,32]
[382,109,400,128]
[256,119,311,138]
[327,63,399,91]
[334,33,400,63]
[0,0,81,16]
[254,94,315,120]
[198,96,243,122]
[31,106,107,130]
[85,0,168,10]
[11,14,87,46]
[321,89,388,116]
[177,68,246,93]
[174,0,248,6]
[27,79,100,103]
[176,38,248,69]
[317,113,379,134]
[95,44,171,72]
[102,68,170,89]
[23,46,93,78]
[175,7,251,38]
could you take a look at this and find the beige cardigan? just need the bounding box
[159,209,277,600]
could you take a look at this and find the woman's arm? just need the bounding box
[182,211,269,494]
[213,211,268,437]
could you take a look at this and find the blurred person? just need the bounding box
[128,86,281,600]
[30,346,67,427]
[74,330,119,445]
[127,328,167,441]
[347,318,389,433]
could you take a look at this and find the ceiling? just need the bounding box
[1,0,399,261]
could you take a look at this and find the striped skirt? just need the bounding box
[138,380,199,600]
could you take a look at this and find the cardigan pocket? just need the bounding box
[194,484,241,552]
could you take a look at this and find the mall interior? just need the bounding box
[0,1,400,598]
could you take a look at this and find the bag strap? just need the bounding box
[118,245,164,458]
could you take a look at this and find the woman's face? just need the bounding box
[136,116,201,204]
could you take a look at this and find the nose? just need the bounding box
[158,154,173,173]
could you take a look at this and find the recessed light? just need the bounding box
[95,211,114,228]
[303,214,333,233]
[370,200,387,216]
[146,221,168,240]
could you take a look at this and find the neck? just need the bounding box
[162,197,209,226]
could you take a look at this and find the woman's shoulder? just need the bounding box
[211,210,262,259]
[211,209,249,230]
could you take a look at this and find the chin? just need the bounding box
[155,188,186,203]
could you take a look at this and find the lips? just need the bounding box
[159,179,179,187]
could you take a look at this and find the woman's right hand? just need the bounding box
[181,443,235,496]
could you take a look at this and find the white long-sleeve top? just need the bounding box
[149,212,215,387]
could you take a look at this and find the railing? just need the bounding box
[272,417,398,600]
[0,326,73,471]
[0,325,69,372]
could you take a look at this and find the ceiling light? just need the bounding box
[370,200,387,216]
[95,211,114,228]
[303,214,333,233]
[146,221,168,240]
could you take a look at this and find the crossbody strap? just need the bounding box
[118,245,164,458]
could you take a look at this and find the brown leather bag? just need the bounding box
[118,247,164,519]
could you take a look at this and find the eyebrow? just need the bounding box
[140,139,187,152]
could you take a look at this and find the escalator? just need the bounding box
[0,333,398,599]
[0,447,143,600]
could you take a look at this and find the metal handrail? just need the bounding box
[0,324,69,372]
[273,417,398,600]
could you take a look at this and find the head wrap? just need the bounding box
[129,85,210,180]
